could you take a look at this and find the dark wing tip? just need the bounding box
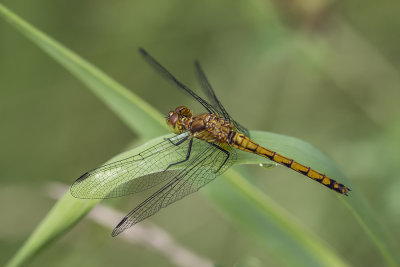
[138,47,148,56]
[111,217,128,237]
[111,229,120,237]
[70,172,90,198]
[76,172,90,183]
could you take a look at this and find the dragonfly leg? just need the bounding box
[166,135,188,146]
[163,137,193,172]
[211,143,230,173]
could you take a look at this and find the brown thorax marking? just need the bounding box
[167,106,235,144]
[190,113,233,143]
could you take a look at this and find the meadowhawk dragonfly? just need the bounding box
[71,48,350,236]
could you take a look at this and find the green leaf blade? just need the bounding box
[0,3,167,139]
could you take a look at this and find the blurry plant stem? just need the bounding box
[46,183,213,267]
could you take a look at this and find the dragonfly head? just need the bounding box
[167,106,193,134]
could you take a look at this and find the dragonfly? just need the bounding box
[71,48,351,237]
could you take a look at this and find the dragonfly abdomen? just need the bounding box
[229,132,350,195]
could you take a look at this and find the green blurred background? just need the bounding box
[1,0,399,266]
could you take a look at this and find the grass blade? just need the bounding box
[0,3,167,139]
[0,4,373,266]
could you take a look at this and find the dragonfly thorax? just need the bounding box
[167,106,235,143]
[190,113,234,143]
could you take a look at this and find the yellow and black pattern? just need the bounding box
[230,132,350,195]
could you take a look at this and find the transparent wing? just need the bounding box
[139,48,249,136]
[139,48,218,115]
[194,61,249,136]
[70,133,192,199]
[111,141,236,236]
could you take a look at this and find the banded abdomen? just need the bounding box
[229,132,350,195]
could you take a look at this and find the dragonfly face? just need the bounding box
[166,105,193,134]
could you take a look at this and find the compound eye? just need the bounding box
[167,112,178,126]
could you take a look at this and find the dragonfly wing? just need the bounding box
[194,61,250,136]
[139,48,218,115]
[139,48,249,135]
[70,133,192,199]
[111,140,236,236]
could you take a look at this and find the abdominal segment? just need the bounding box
[230,132,350,195]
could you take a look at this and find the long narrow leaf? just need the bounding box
[1,4,355,267]
[0,4,167,139]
